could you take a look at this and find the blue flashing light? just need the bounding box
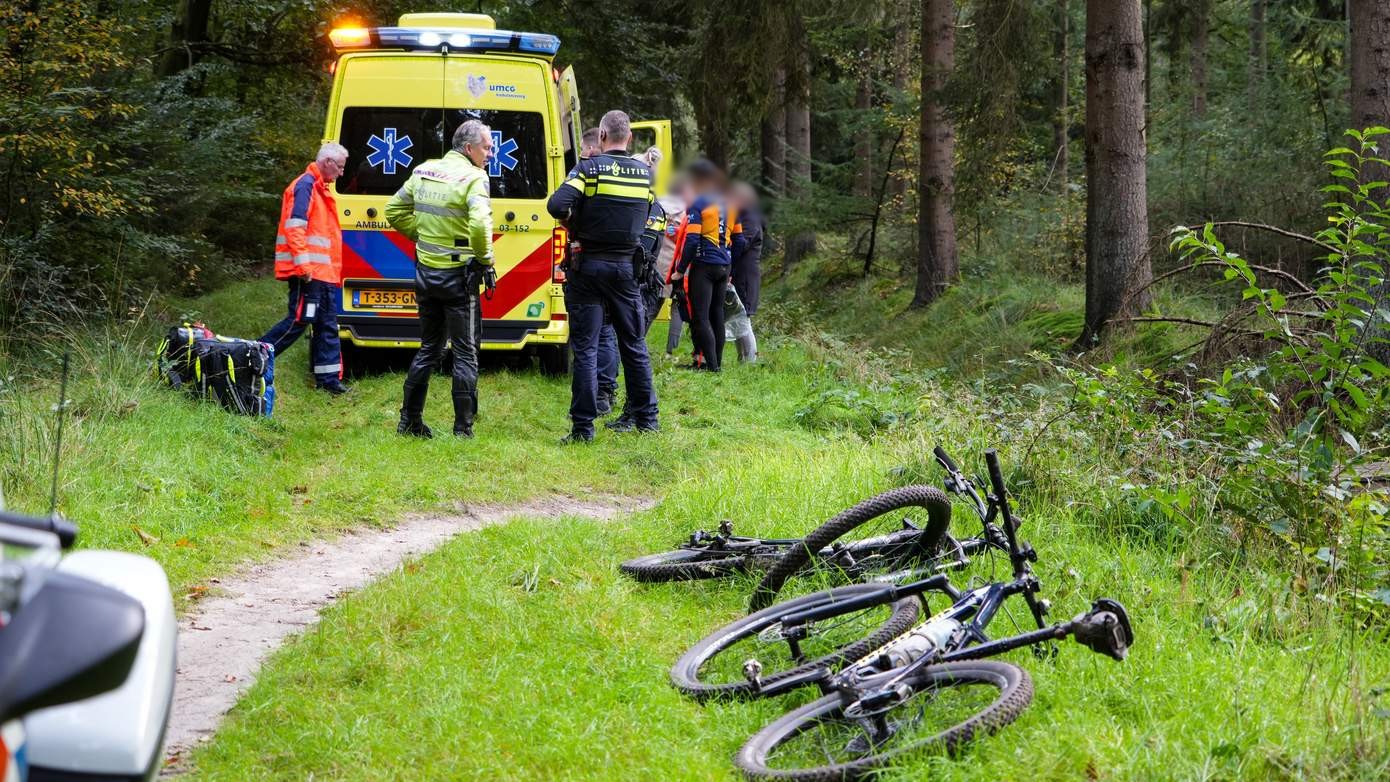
[518,34,561,55]
[360,27,561,56]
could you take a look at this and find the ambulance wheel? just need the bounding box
[539,345,569,377]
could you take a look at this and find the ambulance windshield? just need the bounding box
[336,108,548,199]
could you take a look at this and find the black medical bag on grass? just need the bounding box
[156,324,276,416]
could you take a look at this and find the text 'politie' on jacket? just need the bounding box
[275,163,343,286]
[546,151,655,263]
[385,150,495,270]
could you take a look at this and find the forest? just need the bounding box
[2,0,1390,779]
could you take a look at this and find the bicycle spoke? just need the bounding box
[697,602,896,686]
[763,679,1002,772]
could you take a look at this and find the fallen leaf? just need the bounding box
[186,585,209,600]
[288,485,308,495]
[131,525,159,546]
[175,537,193,548]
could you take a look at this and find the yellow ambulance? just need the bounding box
[324,12,671,373]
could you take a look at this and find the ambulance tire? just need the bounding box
[539,345,569,377]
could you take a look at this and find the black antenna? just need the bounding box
[48,352,70,519]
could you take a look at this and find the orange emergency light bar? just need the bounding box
[329,27,372,49]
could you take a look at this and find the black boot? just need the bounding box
[397,381,433,438]
[453,391,476,438]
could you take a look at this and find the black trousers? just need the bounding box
[687,260,728,371]
[565,260,658,436]
[406,264,479,401]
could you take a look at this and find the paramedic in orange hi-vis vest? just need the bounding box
[257,143,351,395]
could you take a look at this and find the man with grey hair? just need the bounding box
[547,109,659,442]
[259,142,351,395]
[386,119,495,437]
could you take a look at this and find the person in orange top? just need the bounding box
[258,143,351,395]
[670,159,735,371]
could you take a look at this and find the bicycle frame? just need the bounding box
[737,449,1127,702]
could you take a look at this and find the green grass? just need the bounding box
[190,439,1390,780]
[0,276,818,597]
[4,267,1389,780]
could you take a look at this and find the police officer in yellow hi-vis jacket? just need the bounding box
[385,120,494,438]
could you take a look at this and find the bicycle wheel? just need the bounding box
[671,585,921,702]
[734,660,1033,782]
[619,548,750,582]
[750,486,953,611]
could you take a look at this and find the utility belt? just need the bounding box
[416,237,495,298]
[564,237,652,283]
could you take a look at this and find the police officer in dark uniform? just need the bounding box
[547,110,659,443]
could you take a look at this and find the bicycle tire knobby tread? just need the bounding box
[750,485,953,611]
[734,660,1034,782]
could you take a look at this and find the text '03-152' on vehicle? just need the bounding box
[323,12,671,374]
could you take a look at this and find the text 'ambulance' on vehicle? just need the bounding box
[324,12,672,373]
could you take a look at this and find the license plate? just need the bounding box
[356,289,416,310]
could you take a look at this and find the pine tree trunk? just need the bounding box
[1248,0,1266,109]
[761,67,787,195]
[1191,0,1209,118]
[1053,0,1070,192]
[890,1,911,200]
[854,65,874,198]
[157,0,213,78]
[1350,0,1390,362]
[1350,0,1390,140]
[785,13,813,198]
[1079,0,1152,346]
[912,0,958,308]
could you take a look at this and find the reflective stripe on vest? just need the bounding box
[417,238,470,256]
[307,235,333,248]
[414,203,469,218]
[285,218,308,228]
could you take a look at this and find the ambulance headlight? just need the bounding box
[419,31,442,47]
[448,33,471,47]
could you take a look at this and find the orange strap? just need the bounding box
[666,214,692,284]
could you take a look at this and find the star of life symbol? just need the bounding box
[487,130,519,178]
[366,128,413,175]
[467,74,487,98]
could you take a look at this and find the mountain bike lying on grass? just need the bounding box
[621,450,1010,593]
[671,450,1134,781]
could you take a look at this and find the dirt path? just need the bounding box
[164,495,651,765]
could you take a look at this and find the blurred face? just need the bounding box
[580,140,601,158]
[463,132,494,167]
[320,154,348,183]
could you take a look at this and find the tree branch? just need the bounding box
[1203,220,1339,254]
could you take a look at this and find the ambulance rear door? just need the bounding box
[629,119,673,193]
[557,65,582,174]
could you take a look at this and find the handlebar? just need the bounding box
[932,445,960,475]
[0,510,78,549]
[985,450,1007,500]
